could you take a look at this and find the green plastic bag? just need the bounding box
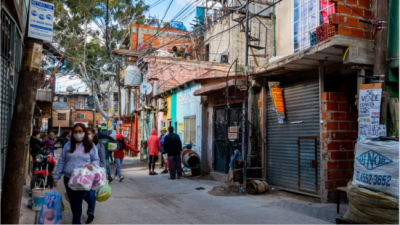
[96,180,111,202]
[108,143,118,152]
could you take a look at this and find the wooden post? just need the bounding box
[372,0,389,125]
[1,38,41,224]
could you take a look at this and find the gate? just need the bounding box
[0,9,23,188]
[267,80,320,195]
[213,104,242,174]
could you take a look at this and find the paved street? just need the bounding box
[54,155,347,224]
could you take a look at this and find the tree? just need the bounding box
[51,0,150,119]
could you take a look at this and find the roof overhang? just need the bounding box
[193,79,246,96]
[112,49,142,57]
[252,36,374,77]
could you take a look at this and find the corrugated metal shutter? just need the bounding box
[267,80,320,195]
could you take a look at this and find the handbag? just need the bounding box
[37,188,62,224]
[91,166,107,190]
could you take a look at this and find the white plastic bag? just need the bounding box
[91,166,107,190]
[352,139,399,197]
[108,143,118,152]
[68,167,95,191]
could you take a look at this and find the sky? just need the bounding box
[55,0,208,91]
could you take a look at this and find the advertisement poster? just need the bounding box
[268,82,285,123]
[358,83,386,137]
[28,0,54,41]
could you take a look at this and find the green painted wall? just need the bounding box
[171,92,177,121]
[387,0,399,98]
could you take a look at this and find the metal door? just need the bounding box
[267,80,320,195]
[213,105,242,174]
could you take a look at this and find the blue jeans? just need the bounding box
[114,158,124,178]
[64,177,88,224]
[108,153,113,162]
[84,190,96,215]
[105,158,111,178]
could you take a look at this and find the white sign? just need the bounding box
[140,82,152,95]
[28,0,54,41]
[358,85,385,137]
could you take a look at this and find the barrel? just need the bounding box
[181,149,200,169]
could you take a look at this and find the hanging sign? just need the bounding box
[140,82,152,95]
[28,0,54,41]
[358,83,386,137]
[268,82,285,123]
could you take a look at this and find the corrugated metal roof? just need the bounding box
[53,102,70,109]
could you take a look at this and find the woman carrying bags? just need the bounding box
[114,134,139,181]
[53,123,100,224]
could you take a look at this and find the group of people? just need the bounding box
[147,126,183,180]
[30,123,138,224]
[31,124,183,224]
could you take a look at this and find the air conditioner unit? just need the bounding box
[157,98,167,111]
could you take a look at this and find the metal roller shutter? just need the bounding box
[267,80,320,195]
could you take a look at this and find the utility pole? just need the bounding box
[117,63,122,134]
[372,0,389,124]
[242,0,250,189]
[1,39,41,224]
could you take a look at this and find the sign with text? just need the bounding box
[228,126,238,140]
[358,83,385,137]
[268,82,285,123]
[28,0,54,41]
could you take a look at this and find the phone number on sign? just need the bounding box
[355,170,392,186]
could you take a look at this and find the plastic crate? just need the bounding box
[310,31,317,46]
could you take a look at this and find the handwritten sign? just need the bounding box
[268,82,285,123]
[358,84,385,137]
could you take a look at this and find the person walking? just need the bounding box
[81,128,106,224]
[42,132,56,156]
[159,127,169,174]
[163,126,183,180]
[97,126,119,183]
[53,123,100,224]
[114,134,139,181]
[56,131,70,149]
[147,128,161,175]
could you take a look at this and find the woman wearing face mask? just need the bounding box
[81,128,106,224]
[53,123,100,224]
[97,126,119,182]
[114,134,139,181]
[42,132,56,156]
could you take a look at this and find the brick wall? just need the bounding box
[329,0,372,39]
[320,92,358,202]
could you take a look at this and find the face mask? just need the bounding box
[100,131,107,135]
[88,135,92,140]
[49,136,54,140]
[73,133,85,141]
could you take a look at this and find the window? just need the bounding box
[58,113,66,120]
[161,120,166,129]
[184,116,196,144]
[319,0,335,24]
[63,96,68,102]
[294,0,317,53]
[77,113,85,119]
[293,0,335,53]
[167,119,172,128]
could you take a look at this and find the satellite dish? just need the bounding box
[140,82,152,95]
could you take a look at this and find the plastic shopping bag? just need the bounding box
[55,187,66,212]
[38,188,62,224]
[96,180,111,202]
[108,142,118,152]
[68,167,95,191]
[91,166,107,190]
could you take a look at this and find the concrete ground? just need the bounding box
[20,149,348,224]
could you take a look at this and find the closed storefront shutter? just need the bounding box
[267,80,320,195]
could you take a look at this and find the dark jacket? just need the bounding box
[163,132,182,157]
[97,133,119,157]
[30,136,45,156]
